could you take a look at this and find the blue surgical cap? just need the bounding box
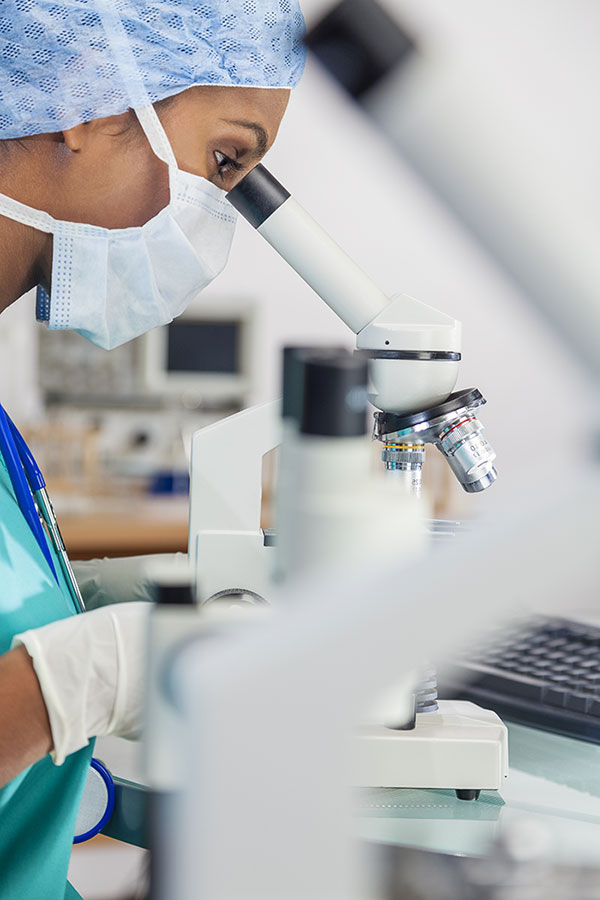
[0,0,306,139]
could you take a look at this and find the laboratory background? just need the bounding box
[0,0,599,898]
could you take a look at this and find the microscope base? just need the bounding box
[354,700,508,798]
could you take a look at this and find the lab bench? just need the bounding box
[58,496,189,559]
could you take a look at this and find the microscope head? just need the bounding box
[356,289,461,415]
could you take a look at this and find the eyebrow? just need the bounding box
[221,119,269,157]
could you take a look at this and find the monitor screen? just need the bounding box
[166,320,240,375]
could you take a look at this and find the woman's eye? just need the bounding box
[214,150,244,181]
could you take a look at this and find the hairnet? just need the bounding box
[0,0,306,140]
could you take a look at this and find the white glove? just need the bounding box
[72,553,187,610]
[12,602,150,765]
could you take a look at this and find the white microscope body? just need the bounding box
[188,165,507,797]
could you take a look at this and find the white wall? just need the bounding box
[0,290,42,421]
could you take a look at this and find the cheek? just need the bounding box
[122,148,170,226]
[91,142,170,229]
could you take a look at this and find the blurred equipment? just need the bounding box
[380,825,600,900]
[189,399,279,606]
[305,0,600,378]
[441,616,600,743]
[141,298,256,409]
[38,298,256,410]
[36,299,256,501]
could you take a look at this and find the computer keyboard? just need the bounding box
[439,616,600,743]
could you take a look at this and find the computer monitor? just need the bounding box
[142,300,256,407]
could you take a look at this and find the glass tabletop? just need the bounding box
[356,722,600,865]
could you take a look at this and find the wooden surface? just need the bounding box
[58,497,189,560]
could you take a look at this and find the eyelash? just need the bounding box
[215,150,245,180]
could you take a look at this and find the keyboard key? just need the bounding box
[476,672,542,700]
[566,693,590,713]
[543,687,568,707]
[568,680,591,692]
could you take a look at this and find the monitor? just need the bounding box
[142,300,256,406]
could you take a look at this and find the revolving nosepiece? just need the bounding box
[374,388,497,494]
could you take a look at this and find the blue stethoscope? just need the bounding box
[0,403,118,842]
[0,403,85,613]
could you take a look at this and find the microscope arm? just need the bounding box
[227,165,461,414]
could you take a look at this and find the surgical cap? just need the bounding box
[0,0,306,139]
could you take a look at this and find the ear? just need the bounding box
[61,123,88,152]
[61,112,134,152]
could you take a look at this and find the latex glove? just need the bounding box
[72,553,187,610]
[12,602,150,765]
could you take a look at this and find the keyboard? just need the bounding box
[439,616,600,743]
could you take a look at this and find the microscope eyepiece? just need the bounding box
[226,164,290,229]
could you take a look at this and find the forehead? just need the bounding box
[179,86,289,134]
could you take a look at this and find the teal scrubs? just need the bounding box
[0,450,94,899]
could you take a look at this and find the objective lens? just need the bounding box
[381,442,426,496]
[438,415,497,493]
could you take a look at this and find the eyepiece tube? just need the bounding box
[227,165,390,334]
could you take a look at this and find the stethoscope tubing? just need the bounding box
[0,404,58,581]
[0,404,85,612]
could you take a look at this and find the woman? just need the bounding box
[0,1,305,897]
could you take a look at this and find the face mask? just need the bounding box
[0,106,237,349]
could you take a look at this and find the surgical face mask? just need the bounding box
[0,106,238,350]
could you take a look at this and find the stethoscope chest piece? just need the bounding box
[73,758,116,844]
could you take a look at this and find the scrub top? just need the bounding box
[0,449,94,900]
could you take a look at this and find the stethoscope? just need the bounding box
[0,402,118,842]
[0,403,85,613]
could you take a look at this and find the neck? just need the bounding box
[0,140,53,314]
[0,215,49,313]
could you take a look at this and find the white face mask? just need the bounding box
[0,106,238,350]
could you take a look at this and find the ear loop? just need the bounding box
[135,105,178,170]
[0,189,60,326]
[0,191,56,233]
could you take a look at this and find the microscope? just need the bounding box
[188,165,507,799]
